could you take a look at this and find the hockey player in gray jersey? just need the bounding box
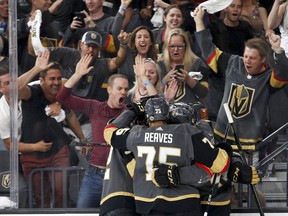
[104,97,232,216]
[100,147,138,216]
[152,102,260,216]
[100,101,210,216]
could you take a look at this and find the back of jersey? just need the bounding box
[127,123,202,215]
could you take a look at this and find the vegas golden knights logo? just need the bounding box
[227,83,255,119]
[174,83,185,102]
[87,75,93,84]
[1,172,10,189]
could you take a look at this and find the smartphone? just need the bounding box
[74,12,86,28]
[175,64,184,72]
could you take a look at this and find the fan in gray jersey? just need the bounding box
[104,97,232,216]
[193,6,288,149]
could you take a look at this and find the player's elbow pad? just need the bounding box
[104,125,117,146]
[210,149,230,173]
[210,142,232,173]
[104,126,130,150]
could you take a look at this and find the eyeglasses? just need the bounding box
[169,45,186,50]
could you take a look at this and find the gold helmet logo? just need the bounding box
[91,33,97,39]
[1,172,10,189]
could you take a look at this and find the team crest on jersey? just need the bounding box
[1,172,10,189]
[227,83,255,119]
[174,83,185,101]
[87,75,93,83]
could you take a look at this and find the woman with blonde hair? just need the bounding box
[126,56,162,103]
[159,28,210,105]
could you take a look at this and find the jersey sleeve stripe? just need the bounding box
[104,35,116,53]
[207,48,222,73]
[104,125,117,145]
[270,70,288,88]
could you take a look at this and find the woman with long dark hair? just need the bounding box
[118,25,158,88]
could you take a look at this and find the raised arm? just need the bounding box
[133,55,158,96]
[193,7,225,75]
[258,6,273,36]
[108,30,130,71]
[64,54,94,89]
[18,50,54,100]
[110,0,133,46]
[267,0,287,30]
[268,32,288,86]
[154,0,170,9]
[193,6,206,32]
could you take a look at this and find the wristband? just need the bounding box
[144,80,151,86]
[119,5,127,12]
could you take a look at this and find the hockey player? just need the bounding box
[152,102,260,216]
[104,97,232,215]
[100,101,208,216]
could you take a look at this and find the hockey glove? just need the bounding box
[126,101,145,121]
[228,162,260,185]
[215,142,233,159]
[152,164,180,187]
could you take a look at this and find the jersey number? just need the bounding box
[137,146,181,181]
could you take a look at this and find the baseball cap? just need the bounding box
[81,31,102,48]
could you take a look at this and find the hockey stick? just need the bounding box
[203,174,221,216]
[223,103,265,216]
[255,121,288,151]
[203,117,231,216]
[255,140,288,172]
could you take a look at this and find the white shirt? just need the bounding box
[0,95,22,140]
[280,5,288,57]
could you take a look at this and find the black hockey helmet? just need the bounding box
[168,102,196,124]
[145,97,169,122]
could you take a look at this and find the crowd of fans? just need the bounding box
[0,0,288,214]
